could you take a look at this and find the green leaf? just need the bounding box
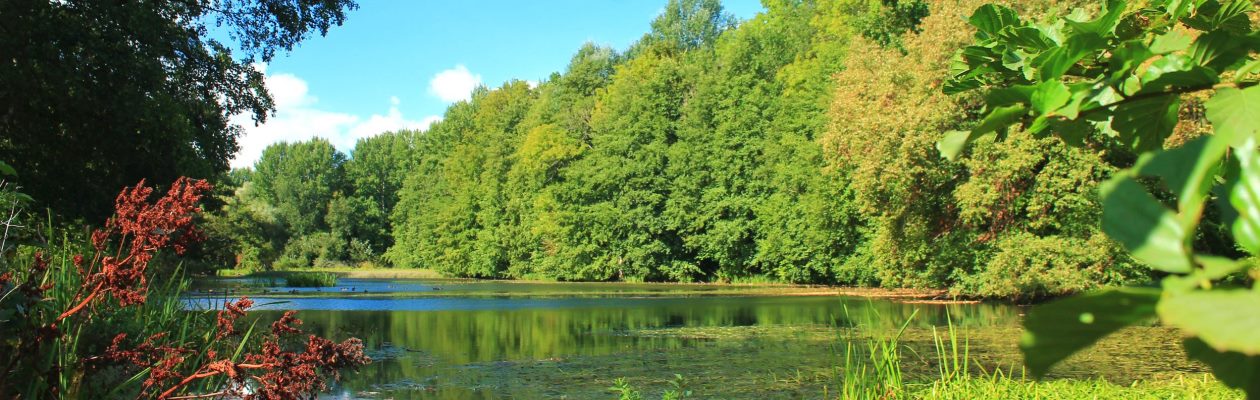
[1064,0,1126,35]
[1033,33,1107,80]
[1163,256,1251,292]
[1111,94,1180,153]
[997,26,1058,50]
[1107,42,1154,87]
[0,161,14,177]
[1138,54,1220,94]
[1021,287,1160,378]
[1031,80,1071,114]
[1231,140,1260,254]
[983,85,1036,107]
[1188,30,1249,71]
[1150,29,1193,54]
[937,104,1027,161]
[1101,175,1193,273]
[1206,86,1260,146]
[1183,338,1260,398]
[1164,0,1196,21]
[1159,289,1260,354]
[1048,117,1094,147]
[1136,135,1228,214]
[968,4,1022,38]
[1235,58,1260,83]
[1187,0,1254,33]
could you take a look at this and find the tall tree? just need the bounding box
[345,130,421,253]
[251,139,347,236]
[0,0,356,219]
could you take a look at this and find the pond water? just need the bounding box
[187,278,1203,399]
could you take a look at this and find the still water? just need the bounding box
[188,278,1199,399]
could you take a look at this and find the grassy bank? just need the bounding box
[610,314,1241,400]
[216,267,443,279]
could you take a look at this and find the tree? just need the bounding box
[0,0,356,219]
[345,130,421,255]
[251,139,347,236]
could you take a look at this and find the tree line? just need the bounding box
[208,0,1161,299]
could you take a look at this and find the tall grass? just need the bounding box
[284,272,338,287]
[837,307,917,398]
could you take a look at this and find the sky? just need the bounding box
[229,0,766,168]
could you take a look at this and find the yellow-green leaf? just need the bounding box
[1101,175,1193,273]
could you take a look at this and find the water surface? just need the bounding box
[188,278,1201,399]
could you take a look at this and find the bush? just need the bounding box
[960,232,1136,301]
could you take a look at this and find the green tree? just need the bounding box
[0,0,356,219]
[546,52,695,281]
[251,139,347,236]
[345,130,421,255]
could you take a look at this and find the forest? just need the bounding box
[4,0,1260,398]
[201,0,1148,300]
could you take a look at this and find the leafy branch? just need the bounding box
[941,0,1260,397]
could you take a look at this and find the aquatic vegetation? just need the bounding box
[283,272,339,288]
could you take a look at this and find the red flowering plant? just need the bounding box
[0,177,369,399]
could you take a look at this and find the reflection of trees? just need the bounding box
[252,296,1019,393]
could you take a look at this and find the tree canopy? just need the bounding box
[0,0,356,219]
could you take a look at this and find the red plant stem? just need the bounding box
[156,363,273,399]
[57,282,104,321]
[165,391,226,400]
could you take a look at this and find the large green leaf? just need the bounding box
[1111,94,1180,153]
[1136,135,1227,214]
[1031,80,1071,114]
[1206,86,1260,146]
[1162,256,1251,293]
[937,104,1027,161]
[1101,175,1193,273]
[997,26,1058,50]
[1033,33,1107,80]
[1188,30,1250,72]
[1138,54,1220,94]
[983,84,1036,107]
[1184,338,1260,398]
[0,161,15,177]
[1149,29,1193,54]
[1021,287,1160,378]
[1231,141,1260,254]
[968,4,1022,38]
[1159,289,1260,354]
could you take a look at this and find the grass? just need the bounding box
[281,271,338,287]
[823,310,1241,399]
[215,266,443,279]
[609,310,1242,400]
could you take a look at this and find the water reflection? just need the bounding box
[187,280,1197,399]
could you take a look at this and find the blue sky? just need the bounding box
[230,0,765,168]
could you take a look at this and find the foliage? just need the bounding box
[0,0,357,220]
[821,0,1140,297]
[938,0,1260,396]
[0,178,368,398]
[847,0,931,52]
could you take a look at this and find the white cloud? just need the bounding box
[229,70,440,169]
[428,64,482,103]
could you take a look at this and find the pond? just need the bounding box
[187,278,1203,399]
